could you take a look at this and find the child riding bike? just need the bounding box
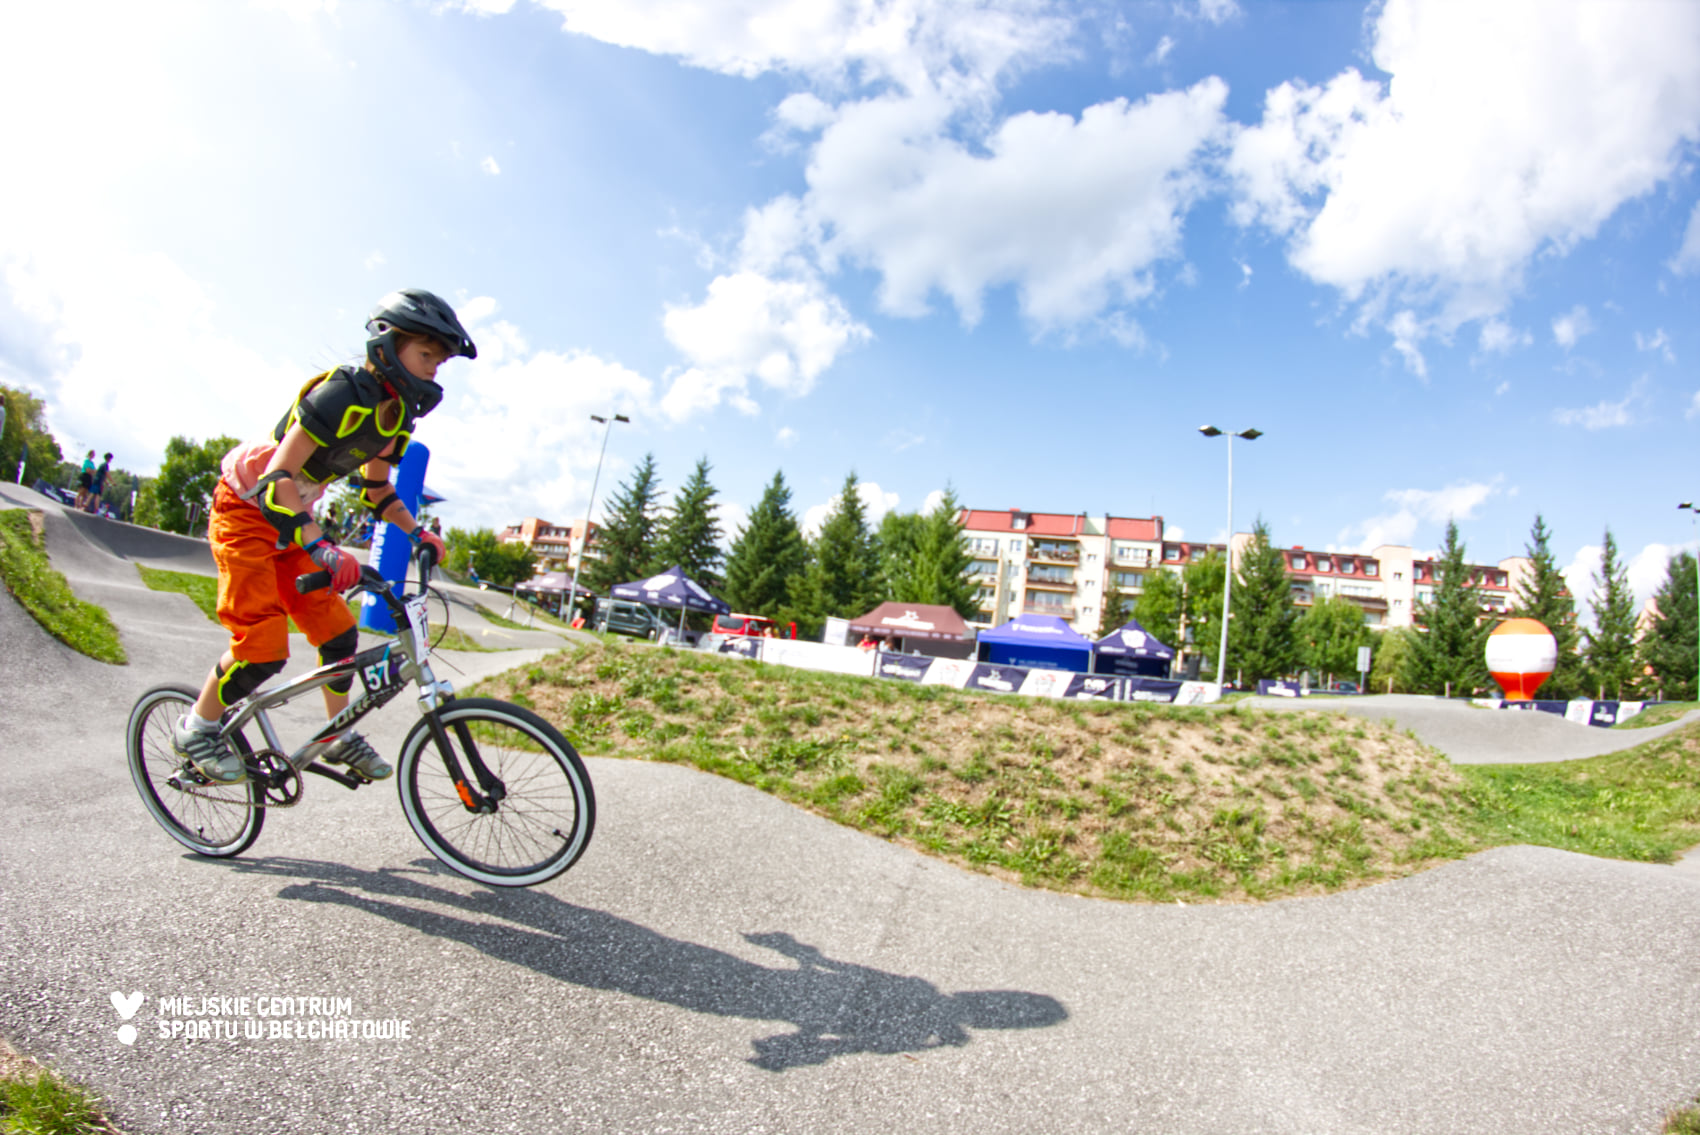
[173,289,475,786]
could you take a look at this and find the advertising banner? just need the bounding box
[966,664,1026,694]
[1063,674,1121,700]
[874,653,933,683]
[761,639,875,677]
[920,659,977,688]
[1124,677,1186,703]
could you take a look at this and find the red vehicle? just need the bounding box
[711,612,796,639]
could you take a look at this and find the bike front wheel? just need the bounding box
[126,684,265,858]
[396,697,595,887]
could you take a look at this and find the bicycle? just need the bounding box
[125,547,595,887]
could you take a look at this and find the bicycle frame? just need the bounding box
[215,554,501,807]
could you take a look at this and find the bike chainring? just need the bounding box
[168,749,302,809]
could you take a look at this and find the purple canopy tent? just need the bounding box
[610,565,731,639]
[1091,618,1175,678]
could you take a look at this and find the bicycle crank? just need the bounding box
[166,749,303,809]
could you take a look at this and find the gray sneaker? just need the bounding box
[172,719,245,784]
[321,732,392,780]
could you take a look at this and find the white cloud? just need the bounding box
[480,155,501,175]
[806,79,1229,329]
[1227,0,1700,349]
[254,0,339,17]
[802,480,900,536]
[1190,0,1240,26]
[1335,479,1501,551]
[1148,35,1175,65]
[363,250,386,271]
[1673,201,1700,275]
[1551,304,1592,349]
[1635,328,1675,363]
[884,428,925,452]
[1565,540,1696,627]
[1478,317,1529,355]
[1688,391,1700,421]
[1165,524,1185,541]
[661,270,871,420]
[775,426,799,447]
[922,488,947,515]
[1388,308,1426,378]
[1551,376,1647,430]
[455,0,518,13]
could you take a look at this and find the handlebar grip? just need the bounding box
[295,570,332,594]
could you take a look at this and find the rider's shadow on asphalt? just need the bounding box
[222,856,1067,1072]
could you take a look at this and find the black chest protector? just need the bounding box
[275,366,416,487]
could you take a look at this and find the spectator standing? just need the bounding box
[74,450,96,510]
[89,453,112,513]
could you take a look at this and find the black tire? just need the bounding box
[126,684,264,858]
[425,585,451,650]
[396,698,595,887]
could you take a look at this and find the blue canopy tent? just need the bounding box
[976,613,1093,672]
[1092,618,1175,678]
[610,565,731,640]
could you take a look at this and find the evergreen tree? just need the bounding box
[898,487,977,617]
[1638,552,1698,701]
[788,471,882,639]
[1225,519,1299,684]
[722,470,808,617]
[1096,582,1132,639]
[878,511,926,602]
[1509,513,1583,699]
[581,452,663,595]
[654,455,724,586]
[1296,594,1371,682]
[1583,526,1638,699]
[1405,520,1490,696]
[1133,569,1184,656]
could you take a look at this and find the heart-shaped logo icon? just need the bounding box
[116,1025,137,1046]
[110,991,144,1020]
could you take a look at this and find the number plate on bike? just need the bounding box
[405,594,430,656]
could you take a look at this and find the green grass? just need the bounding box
[1669,1099,1700,1135]
[0,510,125,665]
[136,564,219,621]
[0,1047,114,1135]
[1617,701,1699,729]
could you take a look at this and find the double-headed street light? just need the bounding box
[567,413,630,620]
[1200,425,1262,691]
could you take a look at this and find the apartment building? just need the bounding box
[961,507,1530,637]
[498,517,596,574]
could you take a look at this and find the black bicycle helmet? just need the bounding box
[365,289,478,418]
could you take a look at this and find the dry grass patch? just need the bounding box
[473,641,1475,902]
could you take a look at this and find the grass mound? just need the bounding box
[0,1038,120,1134]
[475,640,1482,902]
[0,510,125,665]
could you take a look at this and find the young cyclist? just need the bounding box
[173,290,476,785]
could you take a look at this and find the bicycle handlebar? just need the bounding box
[294,544,438,600]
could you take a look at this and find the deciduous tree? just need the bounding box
[1296,594,1371,682]
[152,435,240,535]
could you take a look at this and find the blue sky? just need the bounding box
[2,0,1698,619]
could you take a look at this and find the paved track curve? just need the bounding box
[2,489,1697,1135]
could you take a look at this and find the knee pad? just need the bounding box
[214,657,286,707]
[320,626,360,695]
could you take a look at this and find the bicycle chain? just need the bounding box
[172,749,303,809]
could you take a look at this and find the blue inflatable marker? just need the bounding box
[359,441,429,635]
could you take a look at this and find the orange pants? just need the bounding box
[209,481,356,664]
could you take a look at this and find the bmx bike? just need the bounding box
[125,548,595,887]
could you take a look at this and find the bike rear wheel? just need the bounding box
[126,684,265,858]
[397,697,595,887]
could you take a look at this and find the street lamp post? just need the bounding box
[1200,426,1262,692]
[567,413,629,623]
[1678,503,1700,696]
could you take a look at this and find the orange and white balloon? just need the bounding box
[1485,618,1557,701]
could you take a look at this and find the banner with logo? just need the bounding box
[873,653,934,683]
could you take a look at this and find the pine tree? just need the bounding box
[1638,552,1698,701]
[1583,526,1638,699]
[878,511,926,602]
[581,452,663,594]
[1226,519,1298,684]
[787,471,883,639]
[906,487,977,617]
[653,456,723,586]
[1405,520,1490,696]
[722,470,807,617]
[1510,513,1583,699]
[1096,582,1131,640]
